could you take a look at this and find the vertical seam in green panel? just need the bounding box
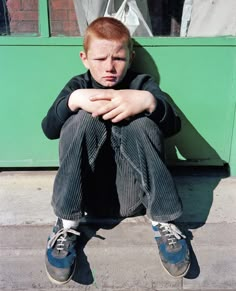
[39,0,50,37]
[228,52,236,175]
[229,103,236,175]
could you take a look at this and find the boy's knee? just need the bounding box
[61,111,100,137]
[126,117,163,137]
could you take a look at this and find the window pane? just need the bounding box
[0,0,10,35]
[0,0,39,36]
[149,0,236,37]
[48,0,183,37]
[149,0,184,36]
[49,0,80,36]
[180,0,236,37]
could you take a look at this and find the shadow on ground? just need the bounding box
[71,166,229,284]
[172,166,229,279]
[72,220,123,285]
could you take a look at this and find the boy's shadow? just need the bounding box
[131,41,230,279]
[72,219,123,284]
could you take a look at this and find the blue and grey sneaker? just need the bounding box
[152,222,190,278]
[45,218,80,285]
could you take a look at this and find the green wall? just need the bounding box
[0,37,236,174]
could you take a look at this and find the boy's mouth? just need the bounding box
[104,76,117,81]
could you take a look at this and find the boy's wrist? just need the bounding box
[146,93,157,114]
[68,92,80,112]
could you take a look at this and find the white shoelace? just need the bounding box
[158,223,186,246]
[47,228,81,250]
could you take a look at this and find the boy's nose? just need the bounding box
[105,58,115,72]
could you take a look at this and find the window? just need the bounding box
[149,0,184,36]
[47,0,184,37]
[0,0,38,36]
[0,0,10,35]
[49,0,80,36]
[1,0,236,38]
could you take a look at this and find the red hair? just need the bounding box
[83,17,133,53]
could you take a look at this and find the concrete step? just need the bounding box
[0,169,236,290]
[0,168,235,226]
[1,222,236,291]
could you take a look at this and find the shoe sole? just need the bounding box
[159,256,191,278]
[45,261,76,285]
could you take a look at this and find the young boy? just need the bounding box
[42,17,190,285]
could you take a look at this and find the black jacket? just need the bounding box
[42,70,181,139]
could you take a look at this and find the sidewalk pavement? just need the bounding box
[0,168,236,291]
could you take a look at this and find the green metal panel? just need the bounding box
[0,44,82,167]
[0,37,236,174]
[133,43,236,167]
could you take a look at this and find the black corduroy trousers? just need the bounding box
[52,110,183,222]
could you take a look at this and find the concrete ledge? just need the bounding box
[1,170,236,290]
[0,170,235,225]
[1,222,236,290]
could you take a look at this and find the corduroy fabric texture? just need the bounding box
[52,110,183,222]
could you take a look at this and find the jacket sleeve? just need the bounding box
[41,77,82,139]
[141,75,181,138]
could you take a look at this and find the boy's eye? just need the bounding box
[114,57,126,61]
[92,57,126,61]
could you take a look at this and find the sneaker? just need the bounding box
[45,218,81,285]
[152,222,190,278]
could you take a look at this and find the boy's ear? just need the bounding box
[80,51,89,69]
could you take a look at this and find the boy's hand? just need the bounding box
[90,89,157,123]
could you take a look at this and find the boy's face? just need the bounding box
[80,38,134,87]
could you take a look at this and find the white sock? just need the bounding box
[151,220,169,227]
[151,220,159,226]
[62,219,79,229]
